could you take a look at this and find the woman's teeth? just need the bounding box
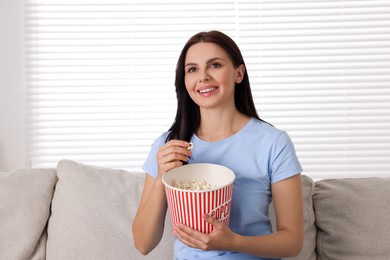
[199,88,216,94]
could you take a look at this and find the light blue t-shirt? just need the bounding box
[143,118,303,260]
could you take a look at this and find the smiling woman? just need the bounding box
[22,0,390,180]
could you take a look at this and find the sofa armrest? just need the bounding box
[0,168,57,260]
[313,177,390,259]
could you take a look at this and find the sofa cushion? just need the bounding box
[0,168,57,260]
[269,175,317,260]
[46,159,174,260]
[313,177,390,260]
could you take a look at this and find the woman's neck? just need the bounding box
[196,109,250,142]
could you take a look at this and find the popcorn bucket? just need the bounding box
[162,163,235,235]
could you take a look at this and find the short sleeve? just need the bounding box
[270,131,303,184]
[142,133,167,178]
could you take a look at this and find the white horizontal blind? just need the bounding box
[247,0,390,179]
[25,0,390,179]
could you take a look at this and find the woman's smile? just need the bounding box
[197,85,219,96]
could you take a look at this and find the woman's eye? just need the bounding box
[187,67,197,73]
[210,63,221,68]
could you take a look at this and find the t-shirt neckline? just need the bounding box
[192,117,255,145]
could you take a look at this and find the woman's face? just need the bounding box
[184,42,244,110]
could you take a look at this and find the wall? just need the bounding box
[0,0,27,170]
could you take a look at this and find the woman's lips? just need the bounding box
[197,86,218,96]
[199,87,216,94]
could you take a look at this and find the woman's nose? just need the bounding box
[199,70,210,82]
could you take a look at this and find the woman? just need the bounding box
[132,30,304,259]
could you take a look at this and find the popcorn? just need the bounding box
[174,180,216,191]
[187,142,193,150]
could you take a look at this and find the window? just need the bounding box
[25,0,390,179]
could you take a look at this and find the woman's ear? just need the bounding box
[235,64,245,84]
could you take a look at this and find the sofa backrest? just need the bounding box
[45,159,174,260]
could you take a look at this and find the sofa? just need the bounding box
[1,159,389,260]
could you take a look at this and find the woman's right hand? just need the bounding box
[133,139,191,255]
[157,140,192,178]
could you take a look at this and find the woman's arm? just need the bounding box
[232,173,304,257]
[132,174,167,255]
[175,174,304,258]
[132,140,192,255]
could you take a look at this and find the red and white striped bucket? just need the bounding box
[162,163,235,235]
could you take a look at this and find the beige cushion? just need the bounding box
[46,159,174,260]
[313,177,390,260]
[0,168,57,260]
[269,175,317,260]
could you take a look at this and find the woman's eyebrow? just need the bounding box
[184,62,197,68]
[206,57,223,63]
[185,57,223,68]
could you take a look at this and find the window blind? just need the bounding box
[25,0,390,179]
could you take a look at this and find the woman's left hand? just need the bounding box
[175,214,238,251]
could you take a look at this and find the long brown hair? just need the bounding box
[166,30,261,142]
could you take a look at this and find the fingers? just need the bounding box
[175,224,211,250]
[203,214,223,229]
[157,140,192,174]
[175,215,226,251]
